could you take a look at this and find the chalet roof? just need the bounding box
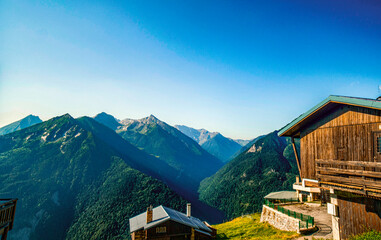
[264,191,297,200]
[129,205,212,233]
[278,95,381,137]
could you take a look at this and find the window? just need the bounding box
[156,226,166,233]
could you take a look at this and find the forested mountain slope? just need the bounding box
[198,131,299,219]
[0,114,187,240]
[115,115,224,183]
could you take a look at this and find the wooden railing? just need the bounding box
[0,199,17,239]
[316,159,381,191]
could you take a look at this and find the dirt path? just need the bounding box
[284,204,333,240]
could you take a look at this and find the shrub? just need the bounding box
[349,230,381,240]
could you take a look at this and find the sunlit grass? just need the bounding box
[213,213,300,240]
[349,230,381,240]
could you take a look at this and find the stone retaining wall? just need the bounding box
[260,205,300,233]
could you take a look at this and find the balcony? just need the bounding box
[0,199,17,240]
[316,159,381,196]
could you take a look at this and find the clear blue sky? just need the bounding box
[1,0,381,139]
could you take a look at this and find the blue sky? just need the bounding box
[1,0,381,139]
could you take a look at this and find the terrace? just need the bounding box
[316,159,381,197]
[261,193,332,239]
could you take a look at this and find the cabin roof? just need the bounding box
[264,191,297,200]
[278,95,381,137]
[129,205,212,233]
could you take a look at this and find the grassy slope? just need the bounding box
[214,213,299,240]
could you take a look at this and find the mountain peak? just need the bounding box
[25,114,40,119]
[95,112,112,118]
[62,113,74,119]
[0,114,43,135]
[21,115,43,124]
[93,112,121,130]
[141,114,161,124]
[148,114,158,121]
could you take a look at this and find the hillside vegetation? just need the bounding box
[213,213,299,240]
[199,131,299,219]
[349,230,381,240]
[0,114,186,240]
[113,114,224,184]
[93,113,226,222]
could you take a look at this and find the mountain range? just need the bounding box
[77,115,225,223]
[0,113,299,239]
[0,115,42,135]
[94,113,223,184]
[174,125,247,162]
[0,114,187,240]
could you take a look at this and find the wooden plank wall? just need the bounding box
[300,105,381,179]
[146,220,192,239]
[338,194,381,239]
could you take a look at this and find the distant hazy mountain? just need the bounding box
[116,115,224,183]
[198,131,299,219]
[175,125,244,162]
[93,112,121,130]
[0,114,42,135]
[234,139,251,146]
[0,114,186,240]
[231,135,265,158]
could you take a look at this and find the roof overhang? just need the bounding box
[143,217,212,233]
[278,95,381,137]
[144,217,171,230]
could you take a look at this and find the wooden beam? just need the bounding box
[320,183,370,196]
[291,137,302,179]
[320,182,381,200]
[316,159,381,168]
[317,174,381,190]
[316,166,381,179]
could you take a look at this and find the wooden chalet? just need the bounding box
[129,204,216,240]
[0,199,17,240]
[279,95,381,239]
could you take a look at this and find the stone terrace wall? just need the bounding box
[260,205,300,233]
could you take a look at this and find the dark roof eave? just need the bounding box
[278,95,381,137]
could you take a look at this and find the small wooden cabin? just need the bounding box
[129,204,216,240]
[279,95,381,240]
